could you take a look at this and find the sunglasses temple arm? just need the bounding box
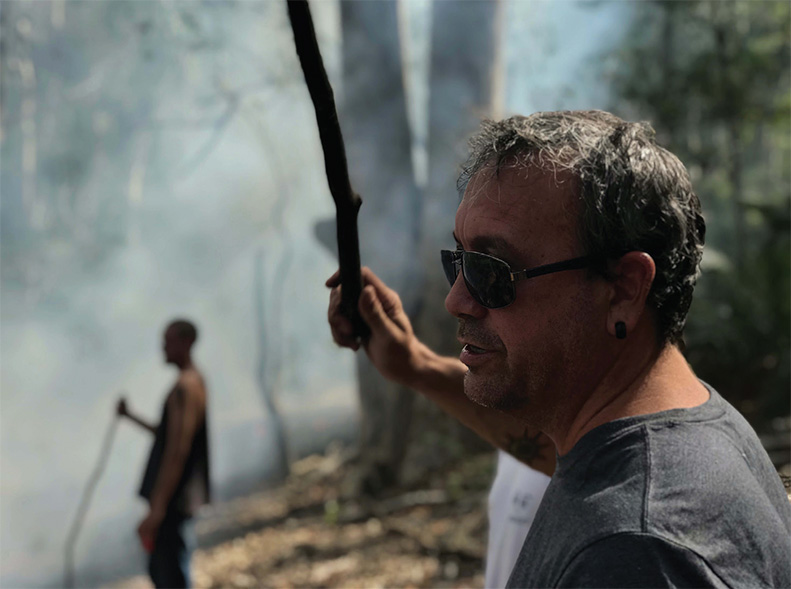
[513,257,591,281]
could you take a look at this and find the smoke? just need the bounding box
[1,1,356,586]
[504,1,634,114]
[0,1,633,586]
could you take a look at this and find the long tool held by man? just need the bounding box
[286,0,368,339]
[64,406,121,588]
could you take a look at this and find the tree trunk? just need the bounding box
[254,248,291,480]
[418,0,499,354]
[339,0,423,495]
[713,3,745,269]
[412,0,501,458]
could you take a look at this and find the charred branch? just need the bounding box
[286,0,368,338]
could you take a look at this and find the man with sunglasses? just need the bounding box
[327,110,791,587]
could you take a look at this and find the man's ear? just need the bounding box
[606,251,656,338]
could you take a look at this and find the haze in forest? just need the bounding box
[3,1,788,587]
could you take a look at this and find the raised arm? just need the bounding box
[327,267,555,476]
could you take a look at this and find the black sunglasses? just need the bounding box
[441,249,591,309]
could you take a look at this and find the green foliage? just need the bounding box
[324,498,340,525]
[608,0,791,429]
[688,219,791,423]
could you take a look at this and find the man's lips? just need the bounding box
[461,342,489,354]
[459,341,500,367]
[457,321,502,367]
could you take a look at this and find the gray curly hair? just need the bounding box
[458,110,706,345]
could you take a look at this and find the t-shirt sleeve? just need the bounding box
[555,533,729,588]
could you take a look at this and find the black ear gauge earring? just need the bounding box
[615,321,627,340]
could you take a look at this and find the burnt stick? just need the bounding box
[286,0,369,339]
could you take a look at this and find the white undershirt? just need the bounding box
[485,450,551,589]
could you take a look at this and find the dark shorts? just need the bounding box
[148,511,195,589]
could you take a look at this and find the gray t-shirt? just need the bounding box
[507,386,791,588]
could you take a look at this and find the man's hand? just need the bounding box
[115,396,158,434]
[137,508,165,553]
[327,266,555,475]
[326,267,422,387]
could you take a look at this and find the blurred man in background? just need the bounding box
[328,110,791,587]
[118,318,210,589]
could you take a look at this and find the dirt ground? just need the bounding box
[109,444,791,589]
[109,447,495,588]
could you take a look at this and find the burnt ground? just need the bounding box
[108,447,496,588]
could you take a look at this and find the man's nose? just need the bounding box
[445,272,486,319]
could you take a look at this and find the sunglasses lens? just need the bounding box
[441,250,459,286]
[462,252,515,308]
